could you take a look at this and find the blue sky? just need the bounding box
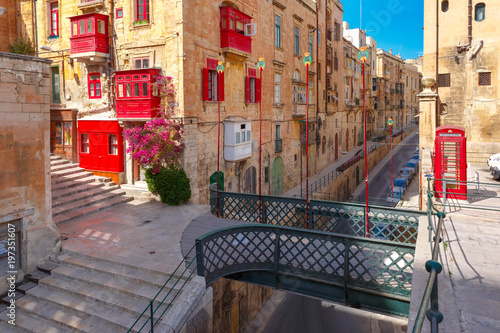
[342,0,424,60]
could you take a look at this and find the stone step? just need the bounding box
[50,155,62,161]
[51,176,98,192]
[14,296,123,332]
[56,248,183,280]
[50,162,80,172]
[50,158,70,167]
[51,181,105,200]
[52,189,128,217]
[54,251,187,289]
[0,308,68,332]
[51,167,90,180]
[52,184,121,208]
[52,195,133,225]
[49,264,181,303]
[38,274,172,319]
[25,286,148,332]
[51,170,94,185]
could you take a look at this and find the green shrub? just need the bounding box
[145,167,191,205]
[7,36,36,56]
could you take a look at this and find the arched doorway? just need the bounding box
[272,157,284,196]
[210,171,224,191]
[243,166,256,194]
[335,133,338,160]
[346,129,349,151]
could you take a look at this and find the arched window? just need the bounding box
[293,70,301,81]
[475,3,485,22]
[441,1,449,12]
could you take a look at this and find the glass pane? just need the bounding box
[134,83,140,96]
[241,131,246,142]
[110,135,118,144]
[139,7,144,15]
[222,18,226,29]
[230,19,234,30]
[143,59,149,68]
[64,122,72,146]
[52,3,58,9]
[236,132,240,144]
[98,21,105,34]
[236,21,244,31]
[80,20,85,34]
[247,131,251,142]
[126,83,131,97]
[96,84,100,96]
[118,84,124,97]
[133,75,140,80]
[142,82,148,96]
[135,59,141,69]
[90,74,99,80]
[55,122,62,144]
[90,83,94,91]
[110,145,118,155]
[72,22,77,36]
[139,0,144,5]
[87,19,93,34]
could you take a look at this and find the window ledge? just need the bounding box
[275,46,284,52]
[132,21,151,28]
[273,103,285,108]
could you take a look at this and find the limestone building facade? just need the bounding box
[421,0,500,152]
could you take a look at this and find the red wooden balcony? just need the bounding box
[220,6,252,55]
[115,68,161,121]
[69,13,109,63]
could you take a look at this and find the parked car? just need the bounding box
[386,186,404,205]
[394,177,407,189]
[488,153,500,167]
[401,167,416,178]
[412,154,419,160]
[406,161,417,169]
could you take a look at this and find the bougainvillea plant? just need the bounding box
[122,76,184,174]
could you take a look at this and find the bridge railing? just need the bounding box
[196,224,416,316]
[210,186,424,244]
[412,179,446,333]
[127,245,198,333]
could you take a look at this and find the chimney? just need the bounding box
[389,49,393,54]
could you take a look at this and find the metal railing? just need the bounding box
[127,245,198,333]
[412,179,446,332]
[430,178,500,213]
[210,187,424,244]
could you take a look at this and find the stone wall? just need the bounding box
[0,52,61,294]
[211,278,273,333]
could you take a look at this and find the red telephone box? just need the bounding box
[434,126,467,200]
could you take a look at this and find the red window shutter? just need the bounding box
[245,76,251,103]
[202,68,209,101]
[220,72,225,101]
[256,78,261,103]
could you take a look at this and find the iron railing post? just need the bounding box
[343,238,350,304]
[274,227,280,287]
[196,239,205,277]
[150,300,154,333]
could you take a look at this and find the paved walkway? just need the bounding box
[58,200,210,274]
[408,165,500,332]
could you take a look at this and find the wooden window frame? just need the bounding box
[134,57,150,69]
[203,59,224,102]
[50,2,59,37]
[55,121,72,147]
[88,73,102,99]
[109,134,118,155]
[246,68,261,104]
[80,133,90,153]
[294,26,300,55]
[116,8,123,19]
[275,15,281,48]
[136,0,150,22]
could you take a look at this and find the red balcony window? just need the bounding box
[88,73,101,99]
[69,13,109,62]
[115,68,160,120]
[50,2,59,36]
[203,59,224,101]
[220,6,252,54]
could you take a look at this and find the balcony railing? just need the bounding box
[275,139,283,153]
[292,104,307,118]
[221,30,251,54]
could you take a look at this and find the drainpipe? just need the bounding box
[468,0,473,46]
[33,0,38,56]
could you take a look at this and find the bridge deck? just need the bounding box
[180,213,249,262]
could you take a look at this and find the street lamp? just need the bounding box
[257,57,265,223]
[388,117,394,207]
[216,61,224,217]
[358,46,370,237]
[303,52,312,229]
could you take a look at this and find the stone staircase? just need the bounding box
[50,155,133,225]
[0,249,188,332]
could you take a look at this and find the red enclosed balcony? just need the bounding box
[220,6,252,55]
[69,13,109,63]
[115,68,161,121]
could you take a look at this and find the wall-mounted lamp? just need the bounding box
[40,45,51,51]
[0,7,6,16]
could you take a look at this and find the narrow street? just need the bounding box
[258,132,418,333]
[354,131,419,206]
